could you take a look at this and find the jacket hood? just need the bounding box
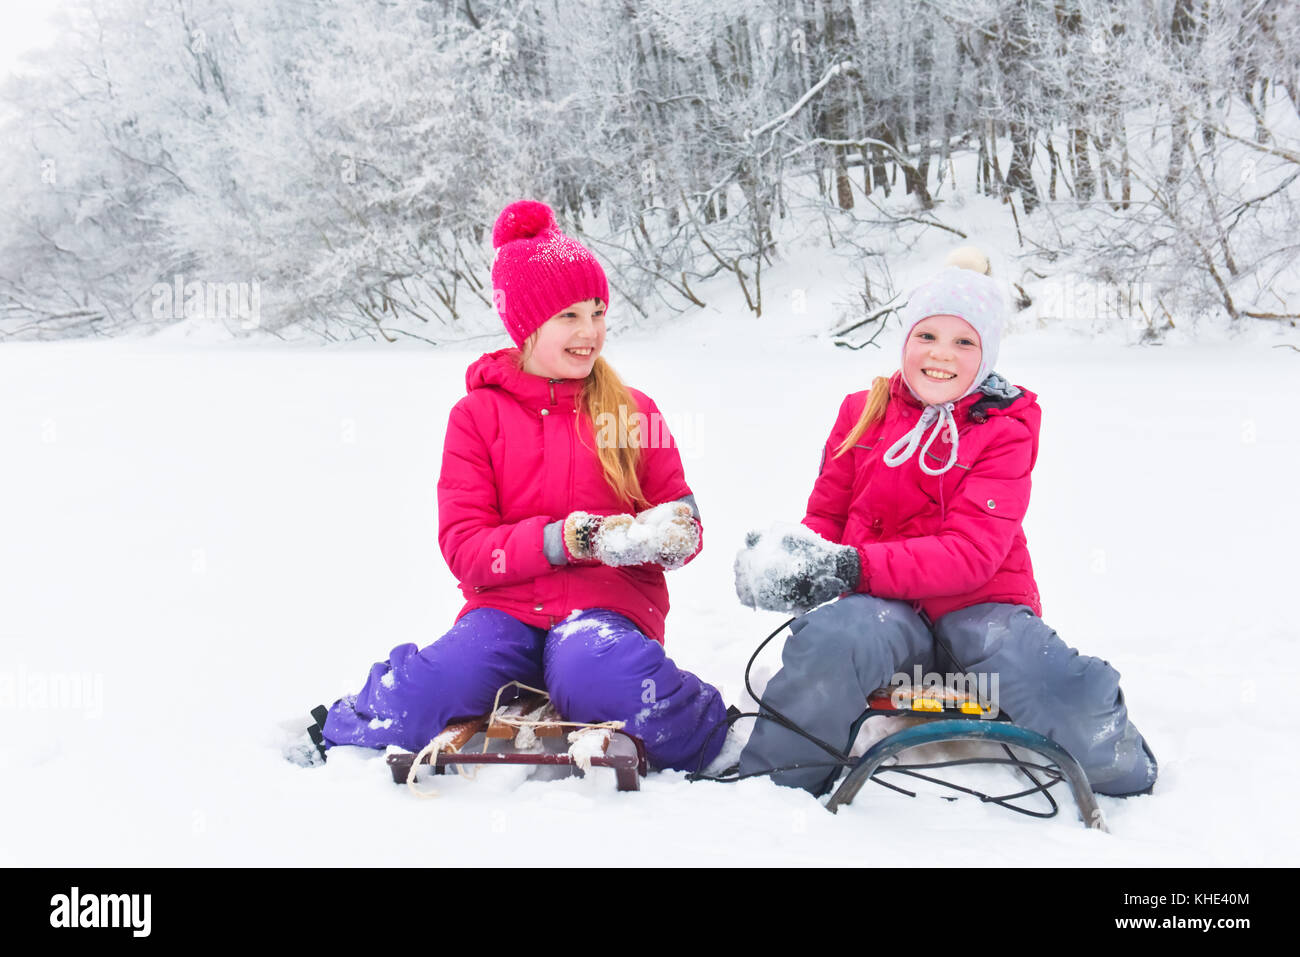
[968,374,1040,469]
[465,348,586,407]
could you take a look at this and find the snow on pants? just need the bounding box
[321,607,727,772]
[738,594,1157,798]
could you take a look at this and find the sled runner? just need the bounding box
[823,685,1107,831]
[385,683,648,795]
[693,619,1108,831]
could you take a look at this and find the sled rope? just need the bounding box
[406,738,446,798]
[481,680,625,751]
[405,680,625,798]
[406,731,478,798]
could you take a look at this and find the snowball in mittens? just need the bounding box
[636,502,699,569]
[734,523,859,613]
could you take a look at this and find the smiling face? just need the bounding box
[520,298,607,379]
[901,314,983,406]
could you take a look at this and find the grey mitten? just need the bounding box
[734,523,861,614]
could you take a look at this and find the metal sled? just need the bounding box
[710,618,1109,830]
[824,687,1107,831]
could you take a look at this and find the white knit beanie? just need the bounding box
[898,266,1008,403]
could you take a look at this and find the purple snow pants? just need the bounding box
[322,608,726,772]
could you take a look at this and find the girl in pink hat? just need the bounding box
[299,201,727,772]
[733,255,1157,798]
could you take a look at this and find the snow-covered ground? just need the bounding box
[2,268,1298,866]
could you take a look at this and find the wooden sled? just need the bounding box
[386,687,648,793]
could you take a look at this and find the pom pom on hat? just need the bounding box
[944,245,991,275]
[489,200,610,348]
[492,200,557,249]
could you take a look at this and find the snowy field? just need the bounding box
[2,292,1298,867]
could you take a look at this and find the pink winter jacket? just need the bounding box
[437,349,700,644]
[803,371,1043,621]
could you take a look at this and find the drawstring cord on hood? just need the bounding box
[883,373,1022,477]
[883,402,960,475]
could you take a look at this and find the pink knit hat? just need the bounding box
[490,200,610,347]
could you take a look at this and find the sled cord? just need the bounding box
[870,751,1065,818]
[689,617,855,783]
[407,737,450,798]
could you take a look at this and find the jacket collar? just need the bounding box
[887,369,1034,424]
[887,370,982,422]
[465,348,586,409]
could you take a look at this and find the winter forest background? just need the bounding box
[3,2,1299,868]
[2,0,1298,343]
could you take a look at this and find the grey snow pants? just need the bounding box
[737,594,1157,798]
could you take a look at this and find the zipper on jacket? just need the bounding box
[547,378,558,405]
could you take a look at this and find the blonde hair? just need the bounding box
[833,246,992,459]
[518,336,647,509]
[833,376,892,458]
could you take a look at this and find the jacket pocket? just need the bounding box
[960,474,1031,524]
